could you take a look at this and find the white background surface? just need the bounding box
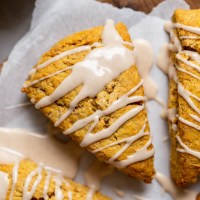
[0,0,199,199]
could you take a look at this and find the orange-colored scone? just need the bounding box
[22,22,155,183]
[168,9,200,185]
[0,159,110,200]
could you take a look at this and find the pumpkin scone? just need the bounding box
[165,9,200,185]
[22,20,155,183]
[0,159,110,200]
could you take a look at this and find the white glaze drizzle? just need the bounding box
[176,66,200,81]
[174,23,200,35]
[27,19,154,168]
[86,187,96,200]
[23,165,43,200]
[0,147,22,199]
[92,123,148,153]
[190,114,200,123]
[25,66,73,88]
[109,137,153,168]
[29,42,102,75]
[54,176,64,200]
[176,52,200,73]
[164,21,182,52]
[179,50,200,62]
[180,35,200,39]
[91,123,153,167]
[43,171,51,200]
[25,41,132,89]
[0,146,24,163]
[67,191,73,200]
[5,102,31,110]
[178,83,200,114]
[164,20,200,159]
[155,172,199,200]
[10,163,19,200]
[0,172,9,199]
[179,116,200,131]
[176,136,200,159]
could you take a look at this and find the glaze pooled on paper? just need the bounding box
[0,128,108,200]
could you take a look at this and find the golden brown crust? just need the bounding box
[0,160,110,200]
[169,9,200,186]
[22,23,155,183]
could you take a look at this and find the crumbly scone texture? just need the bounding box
[22,23,155,183]
[0,160,110,200]
[169,9,200,186]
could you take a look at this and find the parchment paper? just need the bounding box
[0,0,199,199]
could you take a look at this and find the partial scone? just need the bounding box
[22,20,155,183]
[166,9,200,185]
[0,159,110,200]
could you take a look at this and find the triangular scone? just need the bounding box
[22,21,155,183]
[0,159,110,199]
[167,9,200,185]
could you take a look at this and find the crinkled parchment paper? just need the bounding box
[0,0,199,199]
